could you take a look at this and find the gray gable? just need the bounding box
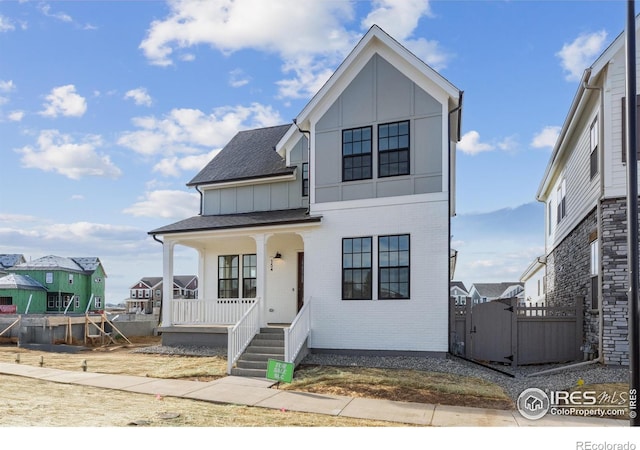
[187,124,294,186]
[472,282,523,298]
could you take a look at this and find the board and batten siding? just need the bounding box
[305,194,449,353]
[313,54,444,204]
[201,137,308,215]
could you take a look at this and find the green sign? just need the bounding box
[266,359,294,383]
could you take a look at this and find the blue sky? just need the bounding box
[0,0,628,302]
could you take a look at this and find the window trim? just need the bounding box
[242,254,257,299]
[342,237,373,300]
[301,162,309,197]
[556,179,566,224]
[378,120,410,178]
[342,126,373,182]
[378,234,410,300]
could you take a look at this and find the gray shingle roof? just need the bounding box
[472,282,523,298]
[149,208,321,235]
[10,255,102,275]
[187,124,294,186]
[450,281,468,292]
[0,254,25,270]
[0,274,46,290]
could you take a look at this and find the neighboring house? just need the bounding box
[0,254,26,276]
[519,256,546,305]
[149,25,463,359]
[0,255,106,314]
[535,17,640,365]
[450,281,468,305]
[468,282,524,305]
[126,275,198,314]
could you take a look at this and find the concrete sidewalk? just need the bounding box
[0,362,627,427]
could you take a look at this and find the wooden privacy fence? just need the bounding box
[449,296,583,366]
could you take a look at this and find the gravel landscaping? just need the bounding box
[134,345,629,402]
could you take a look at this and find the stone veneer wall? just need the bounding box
[545,207,599,359]
[600,197,637,366]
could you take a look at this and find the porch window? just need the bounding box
[378,234,410,299]
[378,121,410,177]
[218,255,239,298]
[243,254,257,298]
[342,237,372,300]
[342,126,372,182]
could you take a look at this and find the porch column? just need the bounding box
[161,240,175,328]
[254,233,269,327]
[197,247,205,300]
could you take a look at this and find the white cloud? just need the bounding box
[40,85,87,118]
[556,30,607,82]
[229,68,250,88]
[139,0,444,98]
[118,103,283,159]
[16,129,122,180]
[531,126,561,149]
[38,3,72,23]
[71,194,85,201]
[124,88,153,106]
[0,80,15,92]
[123,190,199,220]
[153,150,220,177]
[458,130,494,155]
[8,110,24,122]
[0,15,15,32]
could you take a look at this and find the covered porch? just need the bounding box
[150,209,321,372]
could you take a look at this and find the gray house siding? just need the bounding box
[202,137,309,215]
[314,54,443,204]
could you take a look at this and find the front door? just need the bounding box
[297,252,304,312]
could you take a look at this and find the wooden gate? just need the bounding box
[449,296,584,366]
[469,299,515,364]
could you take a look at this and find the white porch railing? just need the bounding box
[171,298,257,325]
[284,297,312,363]
[227,297,262,374]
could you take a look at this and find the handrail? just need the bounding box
[284,297,311,363]
[227,297,262,374]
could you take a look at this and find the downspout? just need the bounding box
[447,91,463,353]
[583,78,605,363]
[194,185,203,215]
[293,119,311,215]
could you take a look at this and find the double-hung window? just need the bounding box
[301,162,309,197]
[378,121,410,177]
[342,237,372,299]
[218,255,239,298]
[378,235,410,299]
[556,179,566,224]
[342,127,372,181]
[242,254,257,298]
[590,117,598,179]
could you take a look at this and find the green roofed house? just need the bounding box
[0,255,107,314]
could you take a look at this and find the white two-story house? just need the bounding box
[536,17,640,365]
[149,25,462,370]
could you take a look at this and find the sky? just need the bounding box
[0,0,630,302]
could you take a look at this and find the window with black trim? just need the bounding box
[342,237,372,299]
[218,255,239,298]
[302,162,309,197]
[590,117,598,179]
[342,126,372,181]
[378,234,410,299]
[378,121,410,177]
[243,254,257,298]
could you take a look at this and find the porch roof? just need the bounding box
[148,208,321,236]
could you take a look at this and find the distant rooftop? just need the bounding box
[0,273,46,290]
[10,255,104,275]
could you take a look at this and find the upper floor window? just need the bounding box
[547,201,553,235]
[378,121,410,177]
[590,117,598,179]
[302,162,309,197]
[218,255,239,298]
[556,179,566,224]
[378,234,410,299]
[342,237,372,300]
[342,126,372,182]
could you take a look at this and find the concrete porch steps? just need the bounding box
[230,327,285,378]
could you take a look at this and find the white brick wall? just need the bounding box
[305,194,449,352]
